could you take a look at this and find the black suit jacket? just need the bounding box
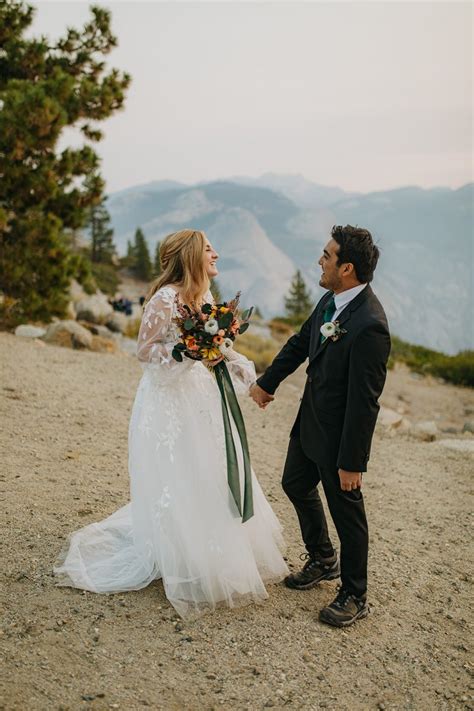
[257,285,391,472]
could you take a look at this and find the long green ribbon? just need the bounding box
[214,361,254,523]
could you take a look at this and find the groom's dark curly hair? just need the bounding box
[331,225,380,283]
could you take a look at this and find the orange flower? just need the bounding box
[184,336,199,352]
[213,335,224,345]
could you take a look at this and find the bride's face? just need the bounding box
[204,239,219,278]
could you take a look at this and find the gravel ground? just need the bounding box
[1,332,473,711]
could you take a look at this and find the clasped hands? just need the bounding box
[249,383,274,410]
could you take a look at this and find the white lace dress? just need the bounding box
[54,285,288,618]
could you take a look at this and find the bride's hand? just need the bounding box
[203,356,224,367]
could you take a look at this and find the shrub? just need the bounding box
[124,317,142,340]
[428,351,474,387]
[268,318,296,342]
[389,336,474,387]
[90,262,120,296]
[235,333,280,374]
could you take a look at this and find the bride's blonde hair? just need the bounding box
[145,229,210,306]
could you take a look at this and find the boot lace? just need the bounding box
[333,587,352,609]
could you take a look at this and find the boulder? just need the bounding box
[66,300,77,320]
[75,292,113,324]
[105,312,129,334]
[412,420,438,442]
[15,325,46,339]
[90,335,119,354]
[441,426,460,435]
[78,321,116,340]
[437,439,474,454]
[69,278,88,302]
[44,320,93,350]
[378,407,403,429]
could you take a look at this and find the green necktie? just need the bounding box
[320,295,336,344]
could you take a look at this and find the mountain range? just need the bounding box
[107,175,473,354]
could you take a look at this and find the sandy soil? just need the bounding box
[1,332,473,711]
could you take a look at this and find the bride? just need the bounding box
[54,228,288,618]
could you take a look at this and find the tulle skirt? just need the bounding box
[54,361,288,618]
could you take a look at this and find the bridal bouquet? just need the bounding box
[171,292,253,363]
[172,291,254,524]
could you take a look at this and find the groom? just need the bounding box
[250,225,391,627]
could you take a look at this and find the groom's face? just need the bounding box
[318,239,343,292]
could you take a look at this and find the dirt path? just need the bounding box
[1,333,472,711]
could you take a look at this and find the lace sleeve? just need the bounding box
[225,348,257,395]
[136,288,195,376]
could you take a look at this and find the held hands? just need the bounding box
[338,469,362,491]
[249,383,274,410]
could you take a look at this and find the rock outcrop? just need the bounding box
[43,320,93,350]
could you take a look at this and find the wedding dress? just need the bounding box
[54,285,288,618]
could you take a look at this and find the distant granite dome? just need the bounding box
[107,177,473,354]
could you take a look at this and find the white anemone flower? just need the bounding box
[219,338,234,354]
[320,321,336,338]
[204,318,219,335]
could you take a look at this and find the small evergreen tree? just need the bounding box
[153,240,162,276]
[122,239,136,269]
[284,270,313,323]
[89,199,115,264]
[133,228,152,281]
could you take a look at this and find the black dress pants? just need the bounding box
[282,435,369,597]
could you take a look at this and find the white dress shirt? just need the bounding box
[332,283,368,322]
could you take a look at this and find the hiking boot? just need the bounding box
[319,587,368,627]
[284,552,340,590]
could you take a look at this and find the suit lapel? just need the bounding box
[311,292,336,361]
[309,285,372,366]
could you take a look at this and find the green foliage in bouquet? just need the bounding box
[0,2,130,326]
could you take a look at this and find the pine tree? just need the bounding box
[0,2,130,325]
[122,240,136,269]
[153,241,162,276]
[284,270,313,323]
[133,228,152,281]
[89,199,116,264]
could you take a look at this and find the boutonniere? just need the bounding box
[320,320,347,342]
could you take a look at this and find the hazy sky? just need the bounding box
[32,1,472,193]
